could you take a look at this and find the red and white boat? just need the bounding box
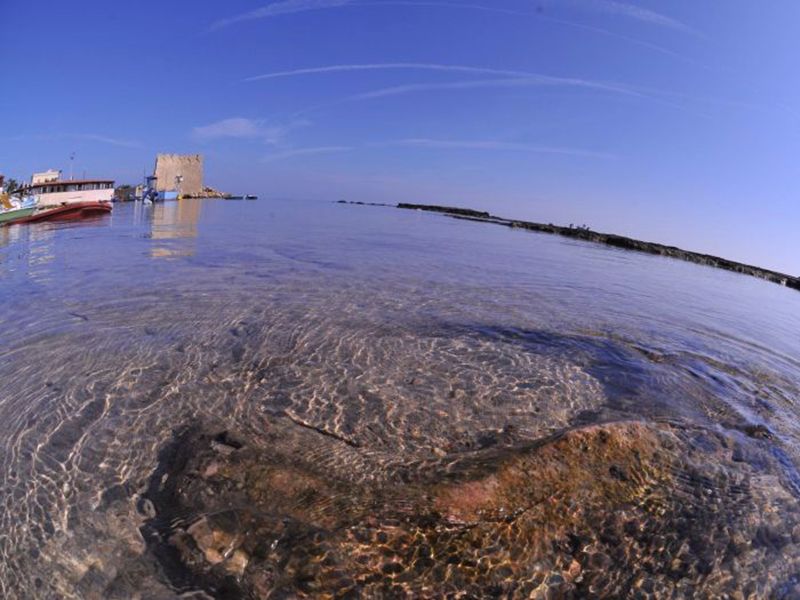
[10,178,114,224]
[16,178,114,208]
[11,201,112,223]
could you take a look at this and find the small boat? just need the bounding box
[12,201,112,224]
[0,195,37,226]
[245,194,258,200]
[133,175,179,202]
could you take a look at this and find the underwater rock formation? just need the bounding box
[139,419,800,598]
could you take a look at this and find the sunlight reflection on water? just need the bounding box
[1,198,800,597]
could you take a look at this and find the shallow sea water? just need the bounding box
[1,198,800,598]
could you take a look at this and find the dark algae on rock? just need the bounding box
[139,418,800,598]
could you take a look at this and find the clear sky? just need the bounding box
[2,1,800,273]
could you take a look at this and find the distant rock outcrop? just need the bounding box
[391,203,800,292]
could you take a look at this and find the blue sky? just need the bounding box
[2,0,800,273]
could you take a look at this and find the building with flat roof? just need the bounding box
[152,154,203,196]
[31,169,61,185]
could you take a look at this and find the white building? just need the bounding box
[31,170,61,185]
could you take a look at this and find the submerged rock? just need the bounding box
[140,420,800,598]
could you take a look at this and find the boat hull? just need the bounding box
[35,189,114,208]
[0,207,36,224]
[11,202,112,224]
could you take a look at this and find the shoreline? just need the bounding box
[337,201,800,292]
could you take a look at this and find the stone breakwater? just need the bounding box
[138,419,800,598]
[384,203,800,292]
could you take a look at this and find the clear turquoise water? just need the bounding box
[1,198,800,597]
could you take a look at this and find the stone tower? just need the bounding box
[153,154,203,196]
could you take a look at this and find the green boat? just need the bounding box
[0,191,38,225]
[0,205,36,224]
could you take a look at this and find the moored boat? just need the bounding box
[133,175,179,202]
[4,174,115,225]
[0,176,38,225]
[14,178,115,209]
[0,197,37,224]
[0,205,36,224]
[11,201,112,224]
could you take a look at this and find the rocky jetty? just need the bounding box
[397,203,492,219]
[389,203,800,291]
[138,419,800,598]
[183,186,232,199]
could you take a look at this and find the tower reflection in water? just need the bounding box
[147,198,205,259]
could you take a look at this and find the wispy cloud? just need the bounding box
[192,117,265,139]
[245,63,639,98]
[352,76,640,100]
[192,117,311,145]
[371,1,701,39]
[76,134,142,148]
[5,133,142,148]
[212,0,356,30]
[213,0,699,38]
[361,1,530,17]
[262,145,353,162]
[261,139,615,163]
[245,63,634,89]
[362,0,693,36]
[359,0,524,17]
[238,4,697,65]
[574,0,699,36]
[538,14,700,65]
[245,63,534,83]
[378,138,615,158]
